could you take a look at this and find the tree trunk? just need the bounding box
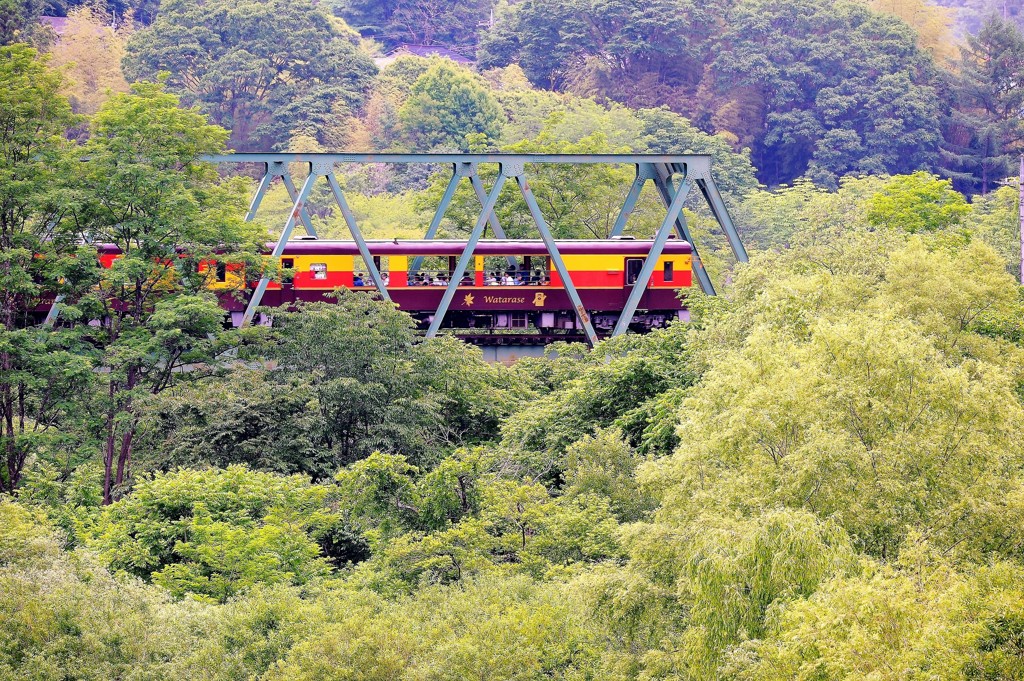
[114,426,134,488]
[1,254,18,492]
[104,364,138,504]
[102,379,117,505]
[2,376,14,493]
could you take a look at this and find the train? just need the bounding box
[90,238,694,339]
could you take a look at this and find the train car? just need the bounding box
[95,238,694,338]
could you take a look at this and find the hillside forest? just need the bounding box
[4,0,1024,679]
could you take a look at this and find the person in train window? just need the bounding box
[381,272,389,286]
[432,274,446,286]
[502,272,515,286]
[353,273,365,287]
[485,272,498,285]
[461,274,473,285]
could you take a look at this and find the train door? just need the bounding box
[625,258,643,286]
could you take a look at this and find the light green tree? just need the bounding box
[71,82,260,504]
[0,46,95,494]
[83,466,335,602]
[398,59,503,150]
[865,171,970,233]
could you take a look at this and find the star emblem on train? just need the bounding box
[462,293,475,306]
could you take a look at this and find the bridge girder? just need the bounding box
[202,153,750,347]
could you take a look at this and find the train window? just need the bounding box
[625,258,643,285]
[664,261,674,282]
[281,258,294,269]
[215,262,227,282]
[510,313,528,329]
[310,263,327,280]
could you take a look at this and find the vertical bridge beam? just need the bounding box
[410,163,464,272]
[610,163,656,237]
[652,163,715,295]
[411,163,517,272]
[696,176,749,263]
[242,167,317,326]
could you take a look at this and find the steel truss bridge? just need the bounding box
[204,153,749,350]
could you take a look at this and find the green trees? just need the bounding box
[478,0,712,102]
[83,467,335,602]
[865,171,969,232]
[479,0,943,188]
[134,297,511,481]
[7,8,1024,678]
[0,0,45,45]
[124,0,377,149]
[398,60,503,150]
[70,82,259,504]
[266,297,509,472]
[710,0,941,187]
[337,0,495,50]
[1,165,1024,678]
[0,501,213,679]
[942,15,1024,194]
[0,46,89,493]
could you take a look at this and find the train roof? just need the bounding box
[273,239,693,256]
[94,239,693,256]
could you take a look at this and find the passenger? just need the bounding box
[485,272,498,285]
[353,273,365,287]
[502,272,515,286]
[532,270,542,285]
[432,274,446,286]
[461,274,473,286]
[381,272,390,286]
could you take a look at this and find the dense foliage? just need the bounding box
[3,2,1024,678]
[4,166,1023,675]
[124,0,377,150]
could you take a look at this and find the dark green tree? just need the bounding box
[82,466,337,601]
[941,15,1024,194]
[637,107,760,197]
[123,0,378,150]
[133,367,319,476]
[265,295,509,475]
[478,0,715,106]
[0,0,46,45]
[709,0,942,187]
[333,0,493,49]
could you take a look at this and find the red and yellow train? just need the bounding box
[93,238,694,337]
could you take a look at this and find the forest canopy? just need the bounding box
[2,0,1024,678]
